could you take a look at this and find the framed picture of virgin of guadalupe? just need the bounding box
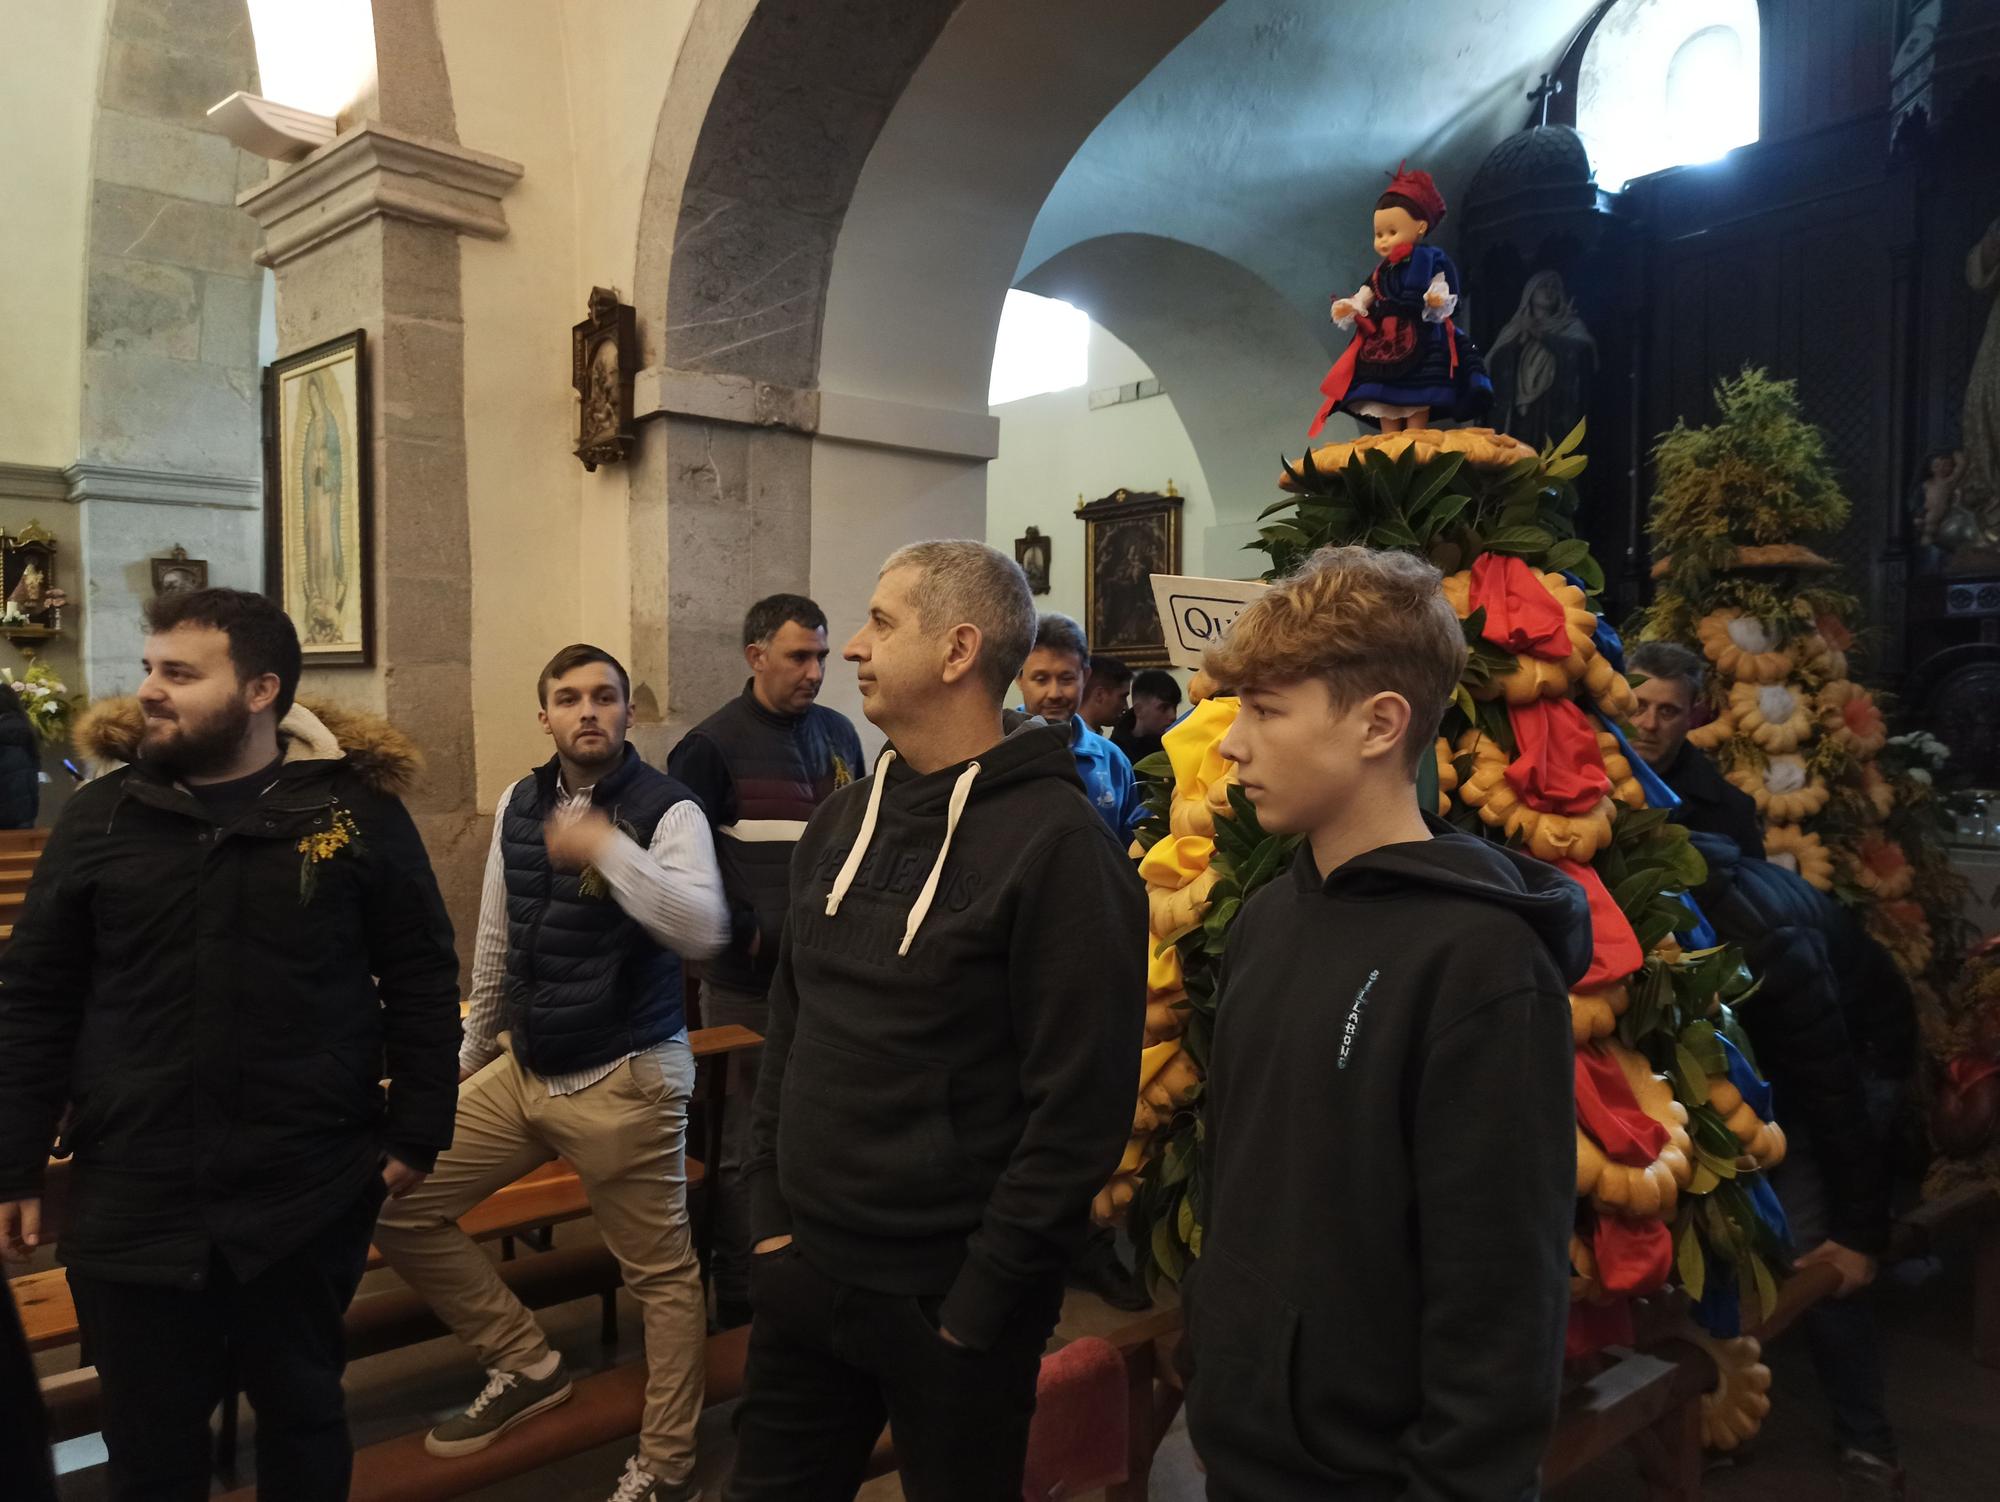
[264,331,372,666]
[1078,485,1183,668]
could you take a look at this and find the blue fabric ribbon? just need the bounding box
[1746,1172,1793,1251]
[1694,1266,1741,1337]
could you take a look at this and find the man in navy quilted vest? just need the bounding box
[374,644,730,1502]
[668,593,862,1329]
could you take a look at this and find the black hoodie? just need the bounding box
[1187,817,1590,1502]
[742,720,1146,1350]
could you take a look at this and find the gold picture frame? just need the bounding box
[263,331,372,665]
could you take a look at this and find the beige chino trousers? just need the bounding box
[373,1038,703,1482]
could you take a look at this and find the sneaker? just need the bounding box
[1065,1225,1152,1313]
[423,1360,574,1457]
[1839,1448,1908,1502]
[607,1454,699,1502]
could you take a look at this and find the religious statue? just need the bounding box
[1311,164,1493,437]
[1951,215,2000,544]
[299,373,349,646]
[1487,270,1597,451]
[7,562,44,613]
[572,287,638,471]
[1015,527,1051,595]
[1915,450,1964,548]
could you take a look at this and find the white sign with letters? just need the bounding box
[1149,574,1270,672]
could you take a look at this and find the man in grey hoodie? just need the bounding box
[727,540,1146,1502]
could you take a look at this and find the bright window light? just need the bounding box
[1578,0,1760,190]
[1665,27,1755,166]
[989,290,1090,407]
[246,0,378,120]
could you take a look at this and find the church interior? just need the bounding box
[7,0,2000,1498]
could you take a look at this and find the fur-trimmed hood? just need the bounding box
[73,696,424,796]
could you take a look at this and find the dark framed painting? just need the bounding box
[1015,526,1052,595]
[1078,486,1183,668]
[151,545,208,598]
[264,330,372,665]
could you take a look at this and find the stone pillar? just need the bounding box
[76,0,267,696]
[239,124,521,956]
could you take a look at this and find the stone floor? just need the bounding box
[41,1216,2000,1500]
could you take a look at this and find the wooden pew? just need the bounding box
[220,1327,756,1502]
[0,827,49,853]
[40,1243,627,1444]
[11,1161,605,1354]
[218,1294,1172,1502]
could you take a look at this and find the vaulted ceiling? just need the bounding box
[1008,0,1602,534]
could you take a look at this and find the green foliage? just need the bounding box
[1263,420,1601,591]
[1647,368,1850,555]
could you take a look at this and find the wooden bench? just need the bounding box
[12,1161,605,1353]
[217,1326,754,1502]
[217,1291,1169,1502]
[40,1242,627,1443]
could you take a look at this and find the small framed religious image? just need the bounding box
[264,330,372,666]
[1015,527,1052,595]
[151,545,208,598]
[573,287,638,471]
[1078,485,1183,668]
[1,522,62,630]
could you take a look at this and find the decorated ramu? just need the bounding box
[1107,419,1793,1451]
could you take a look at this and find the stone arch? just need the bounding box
[1015,233,1331,572]
[630,0,1224,741]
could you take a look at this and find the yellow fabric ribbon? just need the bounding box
[1163,696,1239,801]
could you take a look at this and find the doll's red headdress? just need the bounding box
[1381,161,1446,228]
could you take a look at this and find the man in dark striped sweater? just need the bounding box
[668,594,864,1327]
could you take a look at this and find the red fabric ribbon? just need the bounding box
[1468,553,1570,658]
[1554,858,1645,991]
[1575,1044,1674,1296]
[1575,1045,1667,1164]
[1565,1293,1637,1360]
[1506,698,1612,816]
[1593,1217,1672,1297]
[1947,1054,2000,1091]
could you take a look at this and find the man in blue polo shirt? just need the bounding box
[1015,611,1151,1311]
[1016,614,1145,845]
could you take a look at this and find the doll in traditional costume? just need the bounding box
[1309,164,1492,437]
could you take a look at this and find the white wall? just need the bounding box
[985,321,1218,631]
[0,0,110,466]
[433,0,698,806]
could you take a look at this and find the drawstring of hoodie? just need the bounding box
[822,750,983,957]
[824,751,895,918]
[898,761,979,955]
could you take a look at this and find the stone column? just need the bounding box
[239,124,521,953]
[75,0,267,696]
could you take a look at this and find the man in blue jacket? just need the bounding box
[1016,613,1144,842]
[1015,613,1153,1309]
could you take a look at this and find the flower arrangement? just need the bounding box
[297,804,362,903]
[2,660,78,747]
